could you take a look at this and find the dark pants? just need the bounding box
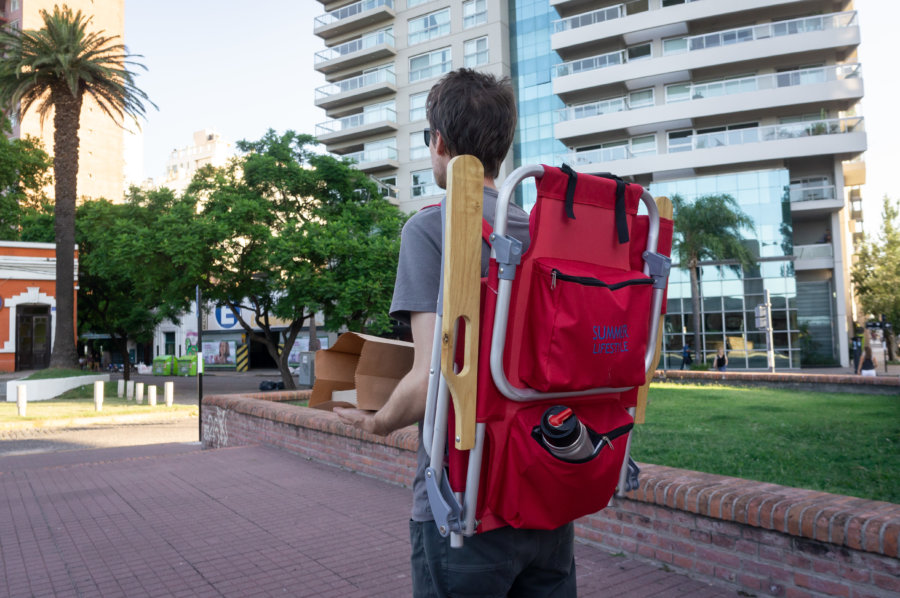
[410,520,576,598]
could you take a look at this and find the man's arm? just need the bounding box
[335,311,436,436]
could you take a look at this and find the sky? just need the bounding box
[126,0,897,231]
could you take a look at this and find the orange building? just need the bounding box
[0,241,78,372]
[2,0,129,202]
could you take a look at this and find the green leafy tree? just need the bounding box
[672,194,756,363]
[76,189,210,381]
[190,130,406,389]
[851,196,900,360]
[0,6,154,367]
[0,117,52,239]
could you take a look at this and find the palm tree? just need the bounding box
[0,6,154,367]
[671,194,755,366]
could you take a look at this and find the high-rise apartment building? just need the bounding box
[551,0,865,368]
[313,0,514,211]
[1,0,130,202]
[313,0,866,368]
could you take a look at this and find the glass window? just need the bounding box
[412,169,440,198]
[463,0,487,29]
[164,332,176,356]
[464,37,489,68]
[409,47,452,83]
[627,43,651,61]
[410,131,429,160]
[663,37,687,54]
[408,8,450,46]
[409,91,428,121]
[628,89,654,108]
[631,134,656,155]
[667,129,693,153]
[665,83,690,103]
[407,0,430,7]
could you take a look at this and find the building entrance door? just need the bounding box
[16,305,51,371]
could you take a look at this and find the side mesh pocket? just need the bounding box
[484,401,633,530]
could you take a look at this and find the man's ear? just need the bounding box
[434,130,450,157]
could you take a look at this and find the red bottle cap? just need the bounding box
[548,407,573,428]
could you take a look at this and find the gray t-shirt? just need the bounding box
[390,186,531,522]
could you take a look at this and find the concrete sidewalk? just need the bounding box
[0,443,730,597]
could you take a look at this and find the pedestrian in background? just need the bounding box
[715,347,728,372]
[857,345,877,377]
[681,343,692,370]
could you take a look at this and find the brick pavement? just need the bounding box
[0,443,731,597]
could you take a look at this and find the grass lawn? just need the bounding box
[22,368,101,380]
[0,382,196,426]
[632,383,900,504]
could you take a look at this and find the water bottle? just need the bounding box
[540,406,595,462]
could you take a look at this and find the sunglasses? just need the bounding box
[423,128,432,147]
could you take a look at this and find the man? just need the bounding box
[336,69,576,597]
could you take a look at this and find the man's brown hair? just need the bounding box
[426,69,517,179]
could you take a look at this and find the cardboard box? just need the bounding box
[309,332,414,411]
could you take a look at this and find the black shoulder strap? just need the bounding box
[595,172,630,244]
[559,163,578,220]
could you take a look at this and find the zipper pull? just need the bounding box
[551,269,558,289]
[602,435,614,450]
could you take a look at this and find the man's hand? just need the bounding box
[334,407,383,436]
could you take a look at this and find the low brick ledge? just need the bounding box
[201,392,898,562]
[202,391,418,452]
[656,369,899,394]
[629,463,899,559]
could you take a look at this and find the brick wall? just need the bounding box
[657,370,899,396]
[202,393,899,598]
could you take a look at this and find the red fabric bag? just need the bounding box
[444,165,671,533]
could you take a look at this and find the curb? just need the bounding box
[0,409,196,435]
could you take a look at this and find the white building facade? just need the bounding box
[313,0,515,212]
[162,129,235,195]
[550,0,865,368]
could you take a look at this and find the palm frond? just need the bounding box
[0,5,156,128]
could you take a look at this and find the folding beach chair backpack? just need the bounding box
[424,163,672,545]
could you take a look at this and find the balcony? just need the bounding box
[315,30,395,76]
[555,64,863,142]
[371,178,398,203]
[553,11,860,96]
[315,67,396,112]
[561,117,866,179]
[553,3,629,34]
[343,146,399,173]
[788,183,842,217]
[552,0,808,54]
[315,106,398,145]
[793,243,834,271]
[314,0,395,40]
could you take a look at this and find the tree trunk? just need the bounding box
[48,85,82,368]
[886,329,896,362]
[308,311,321,352]
[115,335,130,382]
[689,262,703,366]
[258,328,297,391]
